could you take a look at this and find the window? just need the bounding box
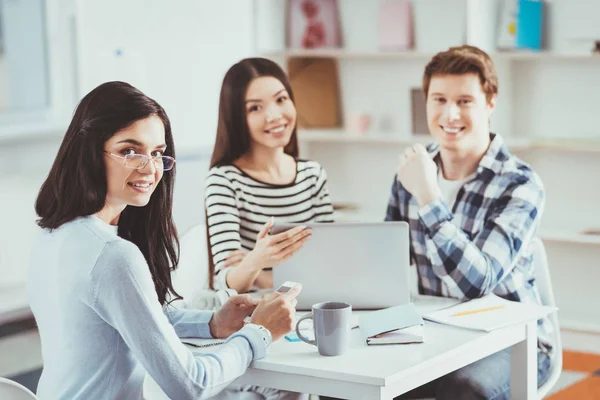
[0,0,50,122]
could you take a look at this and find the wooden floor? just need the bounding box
[547,351,600,399]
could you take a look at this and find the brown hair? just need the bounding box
[206,57,299,289]
[422,45,498,102]
[36,81,181,305]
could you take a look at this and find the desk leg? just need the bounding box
[510,321,537,399]
[377,387,395,400]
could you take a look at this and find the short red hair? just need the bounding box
[422,45,498,102]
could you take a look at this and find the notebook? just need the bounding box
[423,294,557,332]
[359,303,424,345]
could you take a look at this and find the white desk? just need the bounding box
[216,297,547,400]
[142,297,547,400]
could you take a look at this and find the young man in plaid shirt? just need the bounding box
[386,45,554,399]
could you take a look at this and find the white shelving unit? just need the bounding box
[298,129,600,153]
[261,0,600,336]
[539,230,600,246]
[334,206,600,246]
[299,129,600,151]
[267,49,600,62]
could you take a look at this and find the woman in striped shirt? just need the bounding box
[204,58,334,293]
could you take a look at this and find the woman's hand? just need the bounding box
[243,218,311,272]
[222,249,248,268]
[209,294,258,338]
[224,250,272,288]
[254,271,273,289]
[250,284,302,341]
[225,218,311,293]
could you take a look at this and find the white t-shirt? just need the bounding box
[437,169,467,209]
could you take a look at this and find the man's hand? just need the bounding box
[209,294,258,338]
[397,144,440,207]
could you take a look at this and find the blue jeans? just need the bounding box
[396,349,552,400]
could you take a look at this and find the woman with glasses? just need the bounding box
[205,58,335,294]
[28,81,302,399]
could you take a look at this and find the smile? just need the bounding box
[264,124,287,134]
[441,126,465,134]
[128,182,153,192]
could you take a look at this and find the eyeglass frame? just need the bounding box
[103,150,176,171]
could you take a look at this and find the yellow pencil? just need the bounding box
[452,305,505,317]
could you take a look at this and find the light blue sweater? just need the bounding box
[28,215,268,399]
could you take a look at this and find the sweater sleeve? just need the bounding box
[204,168,243,290]
[89,240,268,399]
[417,179,545,299]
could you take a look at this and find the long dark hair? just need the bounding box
[206,57,299,288]
[35,81,181,305]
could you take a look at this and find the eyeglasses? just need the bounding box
[103,151,176,171]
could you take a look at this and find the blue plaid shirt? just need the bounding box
[385,134,553,355]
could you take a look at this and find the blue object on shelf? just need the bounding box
[516,0,543,50]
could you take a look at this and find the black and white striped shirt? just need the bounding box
[205,160,334,290]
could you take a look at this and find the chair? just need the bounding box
[0,377,39,400]
[171,224,209,298]
[170,224,235,310]
[415,237,561,400]
[531,237,563,399]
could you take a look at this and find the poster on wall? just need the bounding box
[287,0,342,49]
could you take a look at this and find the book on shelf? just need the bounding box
[378,0,413,51]
[516,0,544,51]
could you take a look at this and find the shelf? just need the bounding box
[299,129,600,153]
[266,49,600,61]
[265,49,435,60]
[300,129,431,145]
[539,230,600,246]
[298,129,533,150]
[333,206,600,246]
[496,51,600,61]
[531,141,600,154]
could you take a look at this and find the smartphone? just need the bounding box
[276,281,298,294]
[244,281,300,324]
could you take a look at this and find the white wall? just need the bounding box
[75,0,254,152]
[0,55,6,108]
[0,0,256,293]
[0,137,60,287]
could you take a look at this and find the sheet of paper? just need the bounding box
[423,294,557,332]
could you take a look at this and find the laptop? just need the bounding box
[271,222,411,310]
